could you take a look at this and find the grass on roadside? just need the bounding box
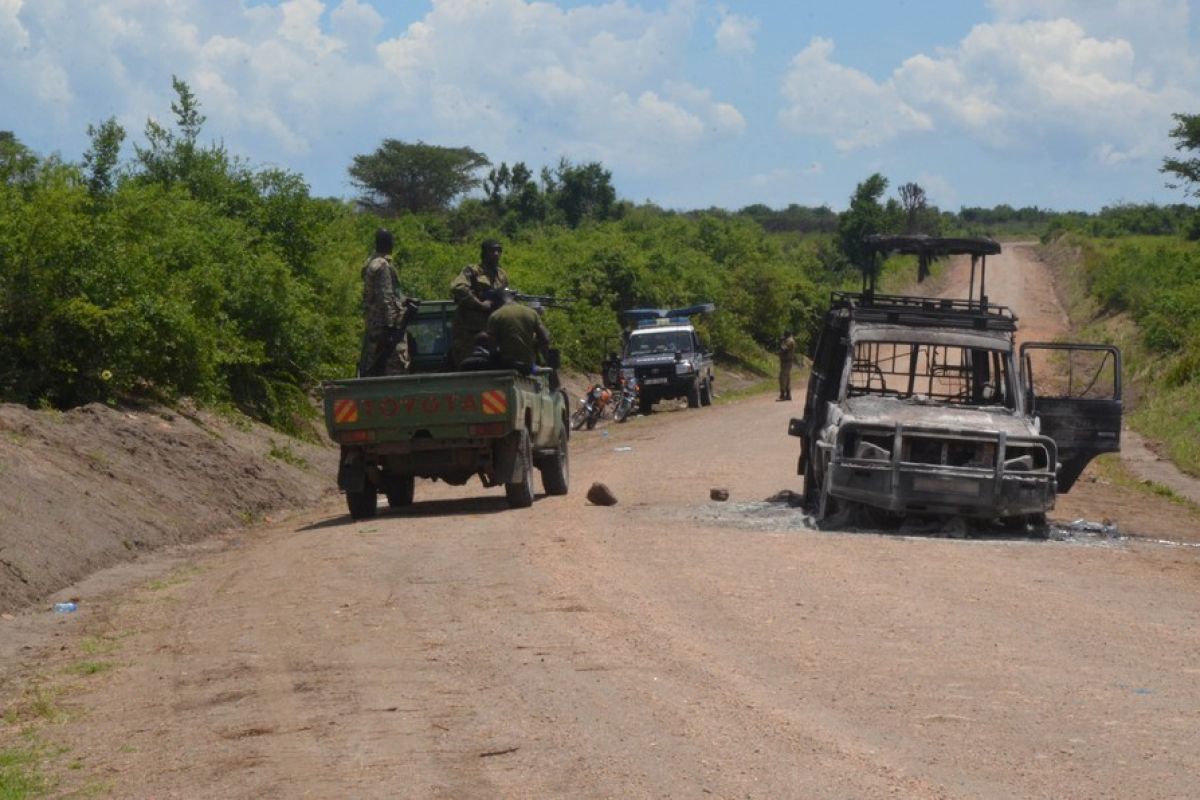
[145,564,202,592]
[61,662,114,679]
[0,744,47,799]
[267,439,309,469]
[1089,454,1200,513]
[714,376,780,405]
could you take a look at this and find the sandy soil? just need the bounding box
[2,245,1199,799]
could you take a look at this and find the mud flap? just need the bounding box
[337,459,366,493]
[493,431,531,485]
[337,447,365,492]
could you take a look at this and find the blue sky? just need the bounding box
[3,0,1198,212]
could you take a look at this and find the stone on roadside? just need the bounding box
[710,488,730,502]
[587,482,618,506]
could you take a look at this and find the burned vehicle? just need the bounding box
[789,236,1122,529]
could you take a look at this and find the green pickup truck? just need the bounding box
[323,301,570,518]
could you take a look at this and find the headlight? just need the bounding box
[675,360,693,375]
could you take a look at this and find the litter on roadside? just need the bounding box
[614,446,633,452]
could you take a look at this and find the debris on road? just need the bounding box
[710,488,730,502]
[53,601,78,613]
[614,446,633,452]
[764,490,803,507]
[587,482,618,506]
[479,746,520,758]
[1067,518,1119,535]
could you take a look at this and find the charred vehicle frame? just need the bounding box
[789,235,1122,529]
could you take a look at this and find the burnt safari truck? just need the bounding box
[323,300,570,519]
[789,236,1122,529]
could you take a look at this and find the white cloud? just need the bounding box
[0,0,30,53]
[375,0,742,169]
[714,11,758,56]
[0,0,741,180]
[779,38,933,151]
[780,14,1198,168]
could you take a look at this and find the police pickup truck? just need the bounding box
[323,300,570,519]
[618,304,716,414]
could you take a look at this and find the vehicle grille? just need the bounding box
[841,428,1051,472]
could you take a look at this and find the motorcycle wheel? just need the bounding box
[613,400,630,423]
[585,410,598,430]
[570,407,589,431]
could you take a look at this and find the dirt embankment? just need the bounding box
[0,363,766,615]
[0,402,337,613]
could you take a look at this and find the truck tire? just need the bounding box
[686,380,700,408]
[346,485,378,520]
[505,432,535,509]
[539,428,570,496]
[699,378,713,406]
[639,397,653,416]
[384,474,415,508]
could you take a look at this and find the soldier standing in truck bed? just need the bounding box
[359,228,410,376]
[450,239,509,367]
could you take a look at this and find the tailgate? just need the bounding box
[323,370,517,444]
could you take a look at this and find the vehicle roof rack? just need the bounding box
[830,290,1018,332]
[860,234,1003,312]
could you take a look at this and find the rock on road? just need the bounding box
[10,247,1200,799]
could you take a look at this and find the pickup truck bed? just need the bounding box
[323,368,569,517]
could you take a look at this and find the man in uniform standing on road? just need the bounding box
[450,239,510,367]
[778,330,796,401]
[359,228,411,377]
[486,290,551,375]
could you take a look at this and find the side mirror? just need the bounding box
[787,417,806,437]
[546,348,562,370]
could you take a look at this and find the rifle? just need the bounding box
[362,298,421,377]
[510,291,576,309]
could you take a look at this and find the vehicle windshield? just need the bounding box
[626,331,693,356]
[846,341,1014,408]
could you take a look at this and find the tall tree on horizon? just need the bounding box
[348,139,490,215]
[1162,112,1200,198]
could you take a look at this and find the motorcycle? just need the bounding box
[571,384,612,431]
[612,373,639,423]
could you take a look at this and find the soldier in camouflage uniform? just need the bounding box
[778,330,796,401]
[449,239,509,367]
[358,228,411,377]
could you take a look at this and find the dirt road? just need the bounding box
[5,246,1200,799]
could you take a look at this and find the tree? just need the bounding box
[545,159,616,228]
[898,182,926,233]
[1162,112,1200,198]
[348,139,490,215]
[837,173,890,274]
[0,131,38,186]
[83,117,126,199]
